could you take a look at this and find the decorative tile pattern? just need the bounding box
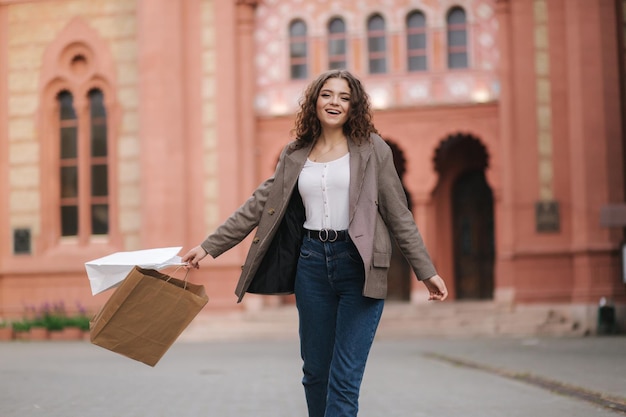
[253,0,499,115]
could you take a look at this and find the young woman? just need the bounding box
[182,69,448,417]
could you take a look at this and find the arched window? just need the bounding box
[447,6,469,69]
[88,89,109,235]
[58,88,109,237]
[406,11,427,71]
[367,14,387,74]
[289,19,308,79]
[328,17,347,70]
[39,20,119,250]
[58,91,79,236]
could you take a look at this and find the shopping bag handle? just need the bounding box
[165,265,190,289]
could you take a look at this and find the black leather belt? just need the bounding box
[305,229,348,242]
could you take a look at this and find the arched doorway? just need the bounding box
[434,133,494,300]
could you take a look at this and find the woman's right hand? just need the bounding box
[181,246,208,269]
[422,274,448,301]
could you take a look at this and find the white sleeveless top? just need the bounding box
[298,153,350,231]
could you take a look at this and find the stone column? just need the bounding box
[137,0,187,246]
[235,0,258,193]
[494,0,516,303]
[0,5,9,259]
[565,0,624,302]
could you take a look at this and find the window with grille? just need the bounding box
[58,88,109,237]
[59,91,79,236]
[447,7,469,69]
[328,17,347,70]
[289,19,308,79]
[407,11,427,72]
[367,14,387,74]
[89,89,109,235]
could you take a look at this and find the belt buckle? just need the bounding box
[319,229,338,243]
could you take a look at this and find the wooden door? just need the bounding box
[452,170,494,299]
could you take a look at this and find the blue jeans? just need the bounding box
[295,235,385,417]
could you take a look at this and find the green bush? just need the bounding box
[65,315,91,331]
[43,314,65,331]
[12,320,31,332]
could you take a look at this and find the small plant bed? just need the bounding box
[7,302,92,341]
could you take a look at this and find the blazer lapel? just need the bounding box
[348,139,373,222]
[283,143,311,196]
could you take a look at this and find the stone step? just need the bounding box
[180,301,597,342]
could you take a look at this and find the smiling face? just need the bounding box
[316,77,351,131]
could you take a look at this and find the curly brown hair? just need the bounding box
[292,70,378,147]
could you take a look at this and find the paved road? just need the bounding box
[1,334,625,417]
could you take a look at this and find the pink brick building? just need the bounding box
[0,0,624,334]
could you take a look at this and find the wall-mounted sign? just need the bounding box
[13,228,31,255]
[535,200,560,233]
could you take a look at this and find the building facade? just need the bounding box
[250,0,626,327]
[0,0,224,313]
[0,0,625,333]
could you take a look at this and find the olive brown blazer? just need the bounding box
[201,133,437,302]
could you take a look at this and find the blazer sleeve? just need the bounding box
[200,145,290,258]
[374,138,437,280]
[200,176,274,258]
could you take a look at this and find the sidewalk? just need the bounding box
[412,336,626,409]
[0,305,624,417]
[179,304,626,409]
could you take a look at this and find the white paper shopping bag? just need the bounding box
[85,247,185,295]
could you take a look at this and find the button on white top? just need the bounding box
[298,153,350,230]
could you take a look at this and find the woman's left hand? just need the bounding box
[423,274,448,301]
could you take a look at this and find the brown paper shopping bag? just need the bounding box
[90,266,208,366]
